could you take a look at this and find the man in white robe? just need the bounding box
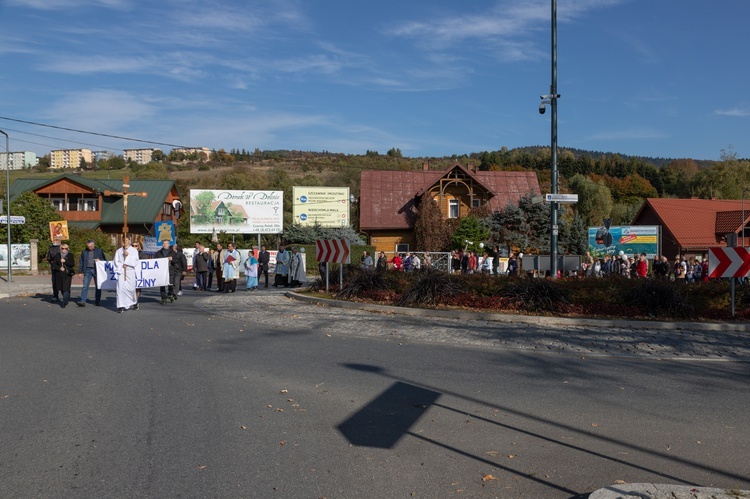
[114,236,140,312]
[222,242,241,293]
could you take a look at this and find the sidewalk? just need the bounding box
[0,273,61,299]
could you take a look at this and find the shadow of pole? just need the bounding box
[341,363,748,488]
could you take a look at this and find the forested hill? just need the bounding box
[478,146,718,170]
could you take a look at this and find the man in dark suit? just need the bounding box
[77,239,107,306]
[257,245,271,288]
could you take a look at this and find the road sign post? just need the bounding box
[0,215,26,225]
[316,239,351,292]
[544,193,578,203]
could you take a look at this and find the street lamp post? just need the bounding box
[538,0,560,278]
[0,129,10,282]
[742,192,747,248]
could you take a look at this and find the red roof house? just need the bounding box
[632,198,750,258]
[359,163,540,253]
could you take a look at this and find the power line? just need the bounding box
[0,126,119,152]
[0,116,188,149]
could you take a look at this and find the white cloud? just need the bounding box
[45,89,158,132]
[6,0,129,10]
[386,0,627,60]
[714,108,750,117]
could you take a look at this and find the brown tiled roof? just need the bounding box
[715,210,745,234]
[633,198,749,248]
[359,166,541,230]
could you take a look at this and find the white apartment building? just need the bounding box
[124,148,160,165]
[50,149,93,169]
[0,151,38,170]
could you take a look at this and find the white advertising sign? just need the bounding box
[293,186,350,227]
[96,258,170,290]
[189,189,283,234]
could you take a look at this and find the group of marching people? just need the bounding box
[46,237,308,312]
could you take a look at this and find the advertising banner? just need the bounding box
[96,258,170,290]
[588,225,659,259]
[293,186,350,227]
[0,244,31,269]
[189,189,283,234]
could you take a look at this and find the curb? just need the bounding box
[286,291,750,332]
[589,483,749,498]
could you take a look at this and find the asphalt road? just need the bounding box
[1,290,749,498]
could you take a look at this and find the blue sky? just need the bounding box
[0,0,748,161]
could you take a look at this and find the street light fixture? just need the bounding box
[0,129,10,282]
[539,0,560,278]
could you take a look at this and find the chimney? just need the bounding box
[422,161,429,171]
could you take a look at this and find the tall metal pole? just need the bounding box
[0,130,10,282]
[549,0,559,278]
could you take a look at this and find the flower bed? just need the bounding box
[306,268,750,322]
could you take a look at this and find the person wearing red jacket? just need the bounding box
[636,253,648,278]
[390,254,403,271]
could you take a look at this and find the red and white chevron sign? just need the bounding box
[316,239,351,264]
[708,247,750,278]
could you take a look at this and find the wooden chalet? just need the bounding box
[359,163,541,253]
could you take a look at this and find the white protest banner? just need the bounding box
[96,258,170,290]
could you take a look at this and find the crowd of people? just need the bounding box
[580,251,710,282]
[44,235,717,312]
[44,239,307,312]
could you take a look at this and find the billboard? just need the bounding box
[588,225,659,259]
[189,190,283,234]
[0,244,31,269]
[293,186,350,227]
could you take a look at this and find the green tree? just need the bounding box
[560,214,587,255]
[568,174,613,226]
[450,215,489,250]
[108,155,127,170]
[610,201,643,225]
[152,149,166,162]
[487,202,526,252]
[0,191,64,247]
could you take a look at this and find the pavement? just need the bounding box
[3,273,750,498]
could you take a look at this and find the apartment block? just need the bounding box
[124,148,160,165]
[0,151,38,170]
[50,149,93,169]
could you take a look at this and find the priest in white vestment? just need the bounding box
[113,236,140,312]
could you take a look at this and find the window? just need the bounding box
[78,198,98,211]
[396,243,409,253]
[449,199,459,218]
[472,198,482,208]
[162,203,172,216]
[51,198,65,211]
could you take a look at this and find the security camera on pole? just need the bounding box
[538,0,560,278]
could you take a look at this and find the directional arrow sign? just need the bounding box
[316,239,351,264]
[708,247,750,278]
[545,193,578,203]
[0,215,26,225]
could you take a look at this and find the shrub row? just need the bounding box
[314,268,750,321]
